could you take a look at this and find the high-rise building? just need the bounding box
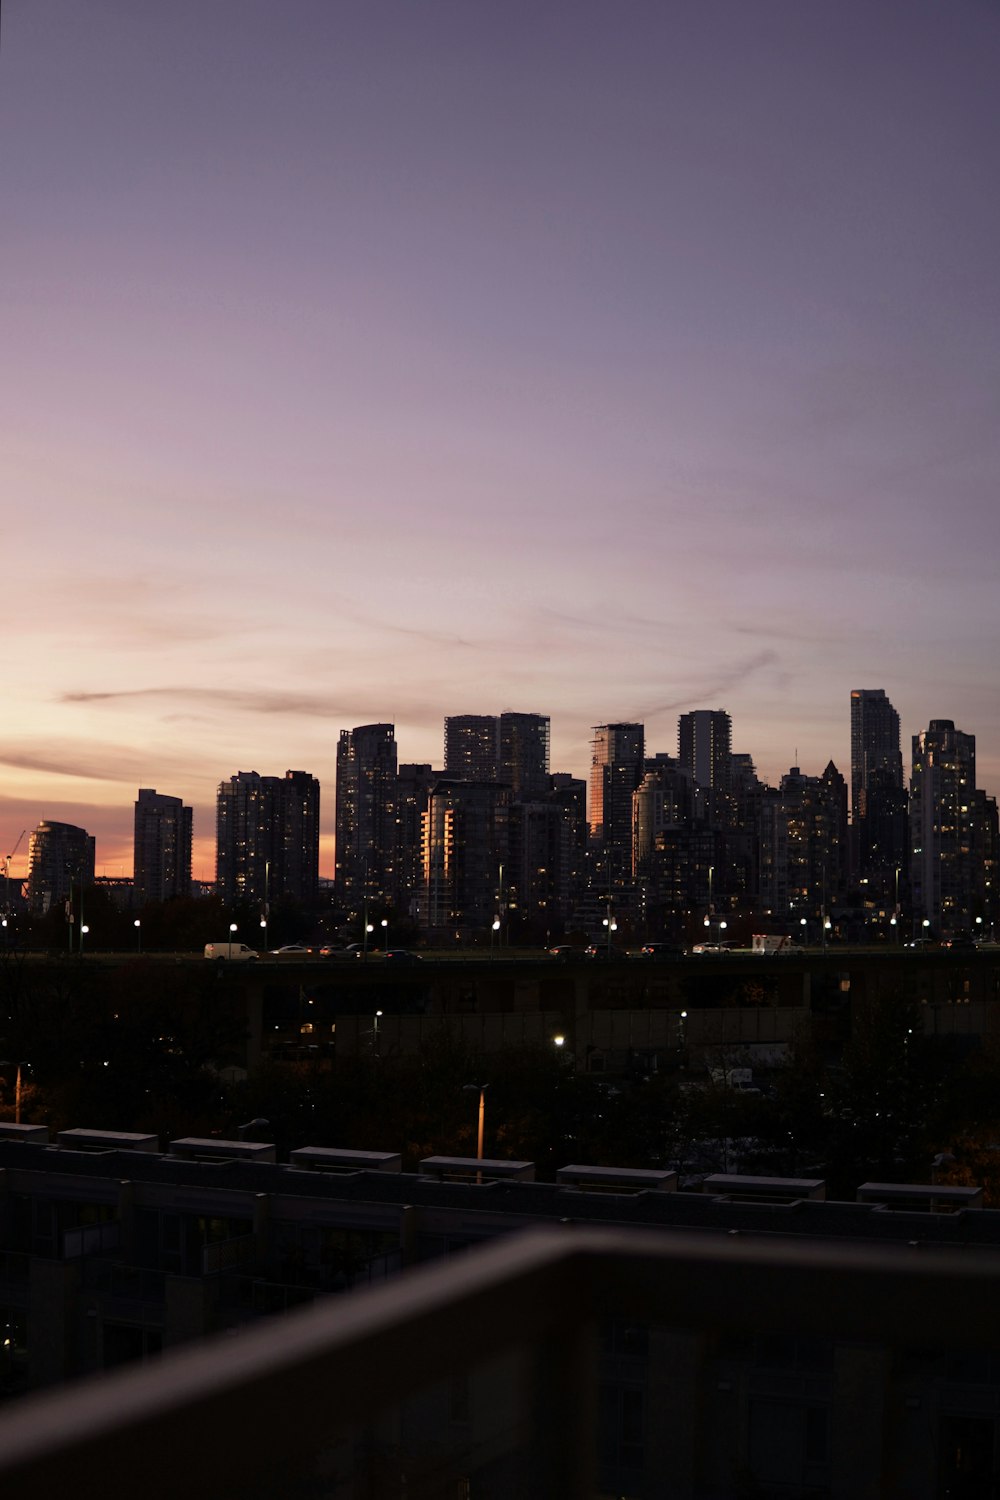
[632,760,696,876]
[396,763,441,918]
[910,720,977,935]
[444,716,499,782]
[850,690,905,878]
[216,771,319,908]
[758,764,848,918]
[335,724,397,913]
[26,821,95,913]
[678,710,733,826]
[588,723,645,858]
[498,712,550,800]
[279,770,321,908]
[419,779,509,934]
[133,789,192,905]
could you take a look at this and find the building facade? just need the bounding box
[850,689,906,883]
[589,723,645,860]
[910,720,977,936]
[26,821,95,914]
[335,725,398,915]
[216,770,320,909]
[133,789,193,906]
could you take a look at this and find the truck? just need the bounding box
[752,934,793,955]
[204,942,259,962]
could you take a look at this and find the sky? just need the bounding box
[3,0,999,882]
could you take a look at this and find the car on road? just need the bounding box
[383,949,423,964]
[584,944,628,961]
[635,943,685,960]
[271,944,312,956]
[548,945,581,960]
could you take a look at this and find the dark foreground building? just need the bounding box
[0,1126,998,1497]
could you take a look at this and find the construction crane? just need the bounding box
[3,830,27,912]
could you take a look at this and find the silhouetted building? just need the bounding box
[133,789,192,905]
[395,763,441,917]
[911,720,977,935]
[851,689,904,876]
[759,763,847,919]
[26,821,95,914]
[279,770,321,908]
[678,709,733,827]
[335,724,397,914]
[498,712,550,800]
[632,760,696,876]
[589,723,645,862]
[443,715,498,782]
[216,770,320,908]
[419,779,509,936]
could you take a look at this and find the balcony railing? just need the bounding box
[1,1225,1000,1498]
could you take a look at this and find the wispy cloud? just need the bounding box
[635,651,780,719]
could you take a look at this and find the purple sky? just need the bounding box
[3,0,1000,880]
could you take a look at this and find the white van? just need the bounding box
[204,942,259,962]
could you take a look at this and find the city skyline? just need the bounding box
[4,2,1000,878]
[3,692,993,885]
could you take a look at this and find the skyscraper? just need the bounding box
[279,770,321,908]
[419,778,509,934]
[850,690,904,869]
[498,711,550,800]
[335,724,397,913]
[26,821,95,913]
[588,723,645,860]
[216,770,319,908]
[444,715,499,782]
[910,720,977,935]
[678,709,733,826]
[133,789,193,905]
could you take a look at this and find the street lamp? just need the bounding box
[228,922,237,960]
[374,1009,383,1057]
[80,924,89,954]
[380,917,388,952]
[463,1083,489,1183]
[364,922,374,962]
[490,917,501,960]
[134,918,141,954]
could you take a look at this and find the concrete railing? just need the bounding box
[2,1225,1000,1498]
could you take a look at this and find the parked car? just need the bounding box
[636,943,685,960]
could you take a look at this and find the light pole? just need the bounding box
[463,1083,489,1183]
[490,917,500,959]
[380,917,388,953]
[800,916,808,947]
[373,1009,383,1057]
[134,918,141,954]
[228,922,237,960]
[80,924,89,955]
[364,922,374,962]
